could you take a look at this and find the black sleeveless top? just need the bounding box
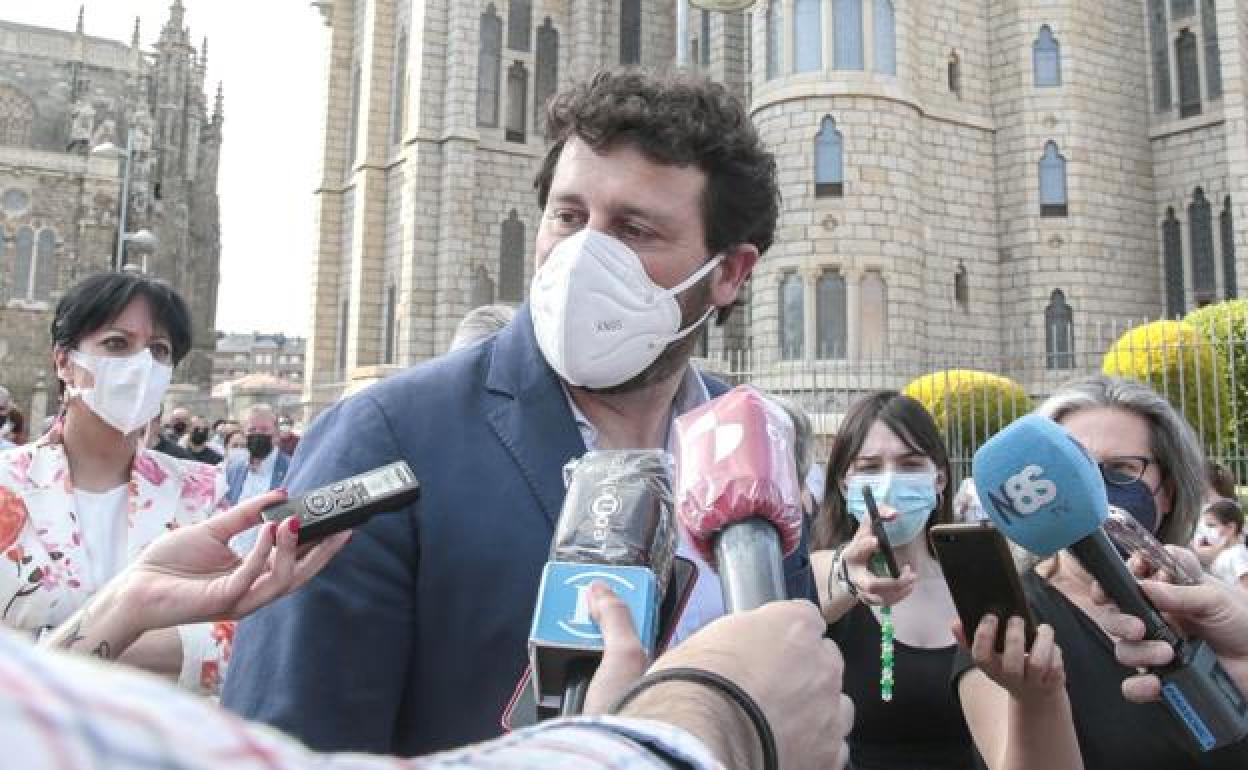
[827,603,976,770]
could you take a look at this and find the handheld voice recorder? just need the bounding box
[261,460,421,544]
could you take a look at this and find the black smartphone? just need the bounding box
[862,486,900,579]
[930,522,1036,653]
[261,461,421,544]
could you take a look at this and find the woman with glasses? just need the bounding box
[956,375,1241,769]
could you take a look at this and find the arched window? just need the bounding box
[1222,196,1237,299]
[1172,0,1194,18]
[1176,28,1201,118]
[1044,289,1075,370]
[505,61,528,143]
[383,284,397,365]
[535,18,559,129]
[948,51,962,96]
[507,0,531,51]
[1033,26,1061,87]
[390,30,409,148]
[954,263,969,310]
[499,210,525,302]
[1149,0,1172,112]
[834,0,864,70]
[793,0,822,73]
[620,0,641,65]
[1039,141,1068,217]
[0,85,35,147]
[33,229,54,301]
[13,226,34,300]
[346,63,361,168]
[470,265,496,308]
[815,116,844,198]
[816,270,847,359]
[477,6,502,127]
[1190,188,1215,305]
[873,0,896,75]
[859,270,887,359]
[766,0,784,80]
[1202,0,1222,99]
[779,272,804,360]
[1163,207,1185,316]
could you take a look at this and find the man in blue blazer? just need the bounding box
[223,70,815,756]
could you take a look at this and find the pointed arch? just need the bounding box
[1039,141,1068,217]
[1163,207,1185,316]
[499,210,525,302]
[1033,25,1061,86]
[477,5,502,127]
[1045,289,1075,369]
[815,116,844,198]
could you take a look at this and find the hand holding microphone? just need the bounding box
[973,414,1248,752]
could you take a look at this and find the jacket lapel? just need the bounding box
[483,305,586,528]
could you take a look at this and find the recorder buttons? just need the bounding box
[307,494,334,516]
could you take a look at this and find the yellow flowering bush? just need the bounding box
[1186,300,1248,449]
[904,369,1033,446]
[1102,320,1227,449]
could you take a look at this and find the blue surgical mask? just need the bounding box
[846,471,939,546]
[1106,478,1160,535]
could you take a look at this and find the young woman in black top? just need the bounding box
[956,375,1243,769]
[811,391,975,770]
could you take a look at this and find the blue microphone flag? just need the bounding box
[972,414,1108,558]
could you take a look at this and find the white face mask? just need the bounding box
[531,228,722,389]
[1195,520,1226,548]
[67,349,172,436]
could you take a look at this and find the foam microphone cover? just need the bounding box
[551,449,677,592]
[673,385,804,563]
[972,413,1108,558]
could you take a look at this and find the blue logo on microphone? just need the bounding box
[530,562,660,656]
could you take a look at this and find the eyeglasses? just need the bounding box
[1098,455,1155,486]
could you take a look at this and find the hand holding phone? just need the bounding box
[862,486,901,579]
[931,522,1036,653]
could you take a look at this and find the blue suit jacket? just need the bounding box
[224,451,291,505]
[221,306,816,756]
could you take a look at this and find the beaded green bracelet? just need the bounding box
[879,605,895,702]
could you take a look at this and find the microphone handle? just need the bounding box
[713,517,787,613]
[1069,531,1184,650]
[560,658,596,718]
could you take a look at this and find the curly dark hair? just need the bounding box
[534,69,779,323]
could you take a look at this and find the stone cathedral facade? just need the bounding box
[304,0,1247,415]
[0,2,223,419]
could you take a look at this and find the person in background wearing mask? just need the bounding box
[146,408,191,460]
[956,375,1236,769]
[276,416,300,457]
[1192,498,1248,590]
[210,418,237,454]
[0,271,233,694]
[810,391,976,770]
[224,69,816,756]
[164,406,191,447]
[186,416,223,466]
[224,404,290,552]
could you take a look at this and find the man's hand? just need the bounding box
[583,582,649,715]
[620,601,853,770]
[115,489,351,634]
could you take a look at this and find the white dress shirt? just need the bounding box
[563,366,726,644]
[230,447,280,554]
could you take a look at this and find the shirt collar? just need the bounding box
[564,365,711,452]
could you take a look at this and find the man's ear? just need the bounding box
[710,243,758,311]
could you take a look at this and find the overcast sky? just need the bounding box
[9,1,326,337]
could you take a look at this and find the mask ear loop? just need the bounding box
[651,255,726,349]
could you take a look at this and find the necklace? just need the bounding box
[880,605,895,701]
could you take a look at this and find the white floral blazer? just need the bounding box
[0,442,233,695]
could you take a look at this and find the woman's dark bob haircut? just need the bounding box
[51,271,193,365]
[815,390,954,552]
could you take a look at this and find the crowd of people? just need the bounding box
[1,67,1248,770]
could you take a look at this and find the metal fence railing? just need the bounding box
[697,317,1248,482]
